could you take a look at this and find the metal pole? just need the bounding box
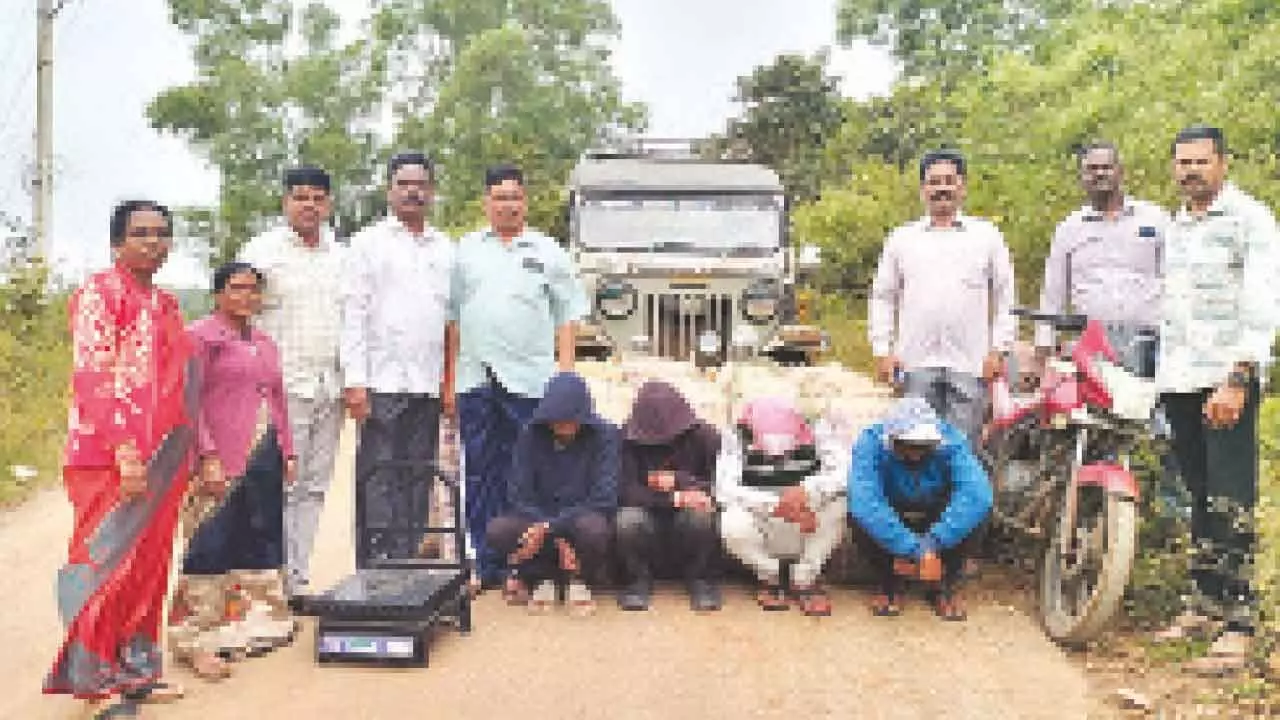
[32,0,58,262]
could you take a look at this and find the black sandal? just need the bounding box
[119,681,183,703]
[93,702,139,719]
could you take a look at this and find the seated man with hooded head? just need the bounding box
[615,380,723,613]
[847,396,993,622]
[485,372,619,616]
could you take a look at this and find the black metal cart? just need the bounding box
[301,422,472,668]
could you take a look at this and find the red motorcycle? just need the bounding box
[982,308,1157,646]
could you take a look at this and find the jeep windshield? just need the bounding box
[575,192,783,255]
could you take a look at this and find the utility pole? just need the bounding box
[33,0,67,262]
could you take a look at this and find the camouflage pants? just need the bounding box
[1161,382,1260,630]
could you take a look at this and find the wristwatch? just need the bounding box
[1227,371,1251,389]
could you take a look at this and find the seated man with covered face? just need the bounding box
[847,397,993,621]
[718,397,850,616]
[485,372,619,615]
[615,379,723,612]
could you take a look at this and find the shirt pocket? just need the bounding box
[510,256,553,306]
[958,262,990,292]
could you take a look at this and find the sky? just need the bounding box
[0,0,899,288]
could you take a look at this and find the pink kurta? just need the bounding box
[189,314,294,479]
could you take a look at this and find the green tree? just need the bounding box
[388,0,646,236]
[148,1,389,263]
[835,0,1083,81]
[705,52,849,204]
[816,0,1280,302]
[149,0,645,258]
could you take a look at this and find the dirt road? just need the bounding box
[2,373,1114,720]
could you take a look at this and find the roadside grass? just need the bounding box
[0,265,70,509]
[815,293,874,374]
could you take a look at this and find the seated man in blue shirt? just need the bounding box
[847,397,993,621]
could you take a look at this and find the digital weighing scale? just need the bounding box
[300,424,472,668]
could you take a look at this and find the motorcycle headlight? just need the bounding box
[596,279,637,319]
[741,283,778,323]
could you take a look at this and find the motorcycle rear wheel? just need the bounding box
[1038,487,1138,648]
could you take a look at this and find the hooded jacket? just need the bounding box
[507,372,619,533]
[846,400,993,559]
[619,380,722,509]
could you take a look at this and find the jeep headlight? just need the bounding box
[741,282,778,323]
[596,278,637,319]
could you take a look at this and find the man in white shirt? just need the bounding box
[868,149,1017,447]
[1152,125,1279,675]
[1035,141,1168,378]
[341,152,456,567]
[718,397,849,617]
[237,166,345,600]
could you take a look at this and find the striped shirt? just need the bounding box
[1035,198,1168,349]
[237,225,346,401]
[1156,182,1280,393]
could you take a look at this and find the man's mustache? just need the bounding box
[929,191,954,201]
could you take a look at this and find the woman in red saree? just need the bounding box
[44,200,201,717]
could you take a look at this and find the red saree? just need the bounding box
[44,264,197,699]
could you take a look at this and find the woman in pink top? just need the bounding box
[168,262,298,681]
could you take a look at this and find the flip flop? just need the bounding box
[756,584,789,611]
[92,702,139,719]
[502,576,530,606]
[120,681,184,704]
[870,593,901,617]
[794,586,833,617]
[932,591,968,622]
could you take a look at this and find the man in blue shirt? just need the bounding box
[847,397,993,621]
[448,163,589,593]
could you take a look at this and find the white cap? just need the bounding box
[894,422,942,444]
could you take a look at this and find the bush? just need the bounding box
[0,262,70,505]
[814,293,875,374]
[1254,397,1280,639]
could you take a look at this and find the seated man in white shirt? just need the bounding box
[718,397,849,617]
[340,152,455,567]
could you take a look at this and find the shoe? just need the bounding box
[618,580,652,611]
[528,580,556,614]
[688,580,722,612]
[567,580,596,617]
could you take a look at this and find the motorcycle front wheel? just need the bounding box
[1037,485,1138,648]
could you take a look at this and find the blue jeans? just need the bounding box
[902,368,986,448]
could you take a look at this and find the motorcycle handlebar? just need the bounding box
[1010,307,1089,332]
